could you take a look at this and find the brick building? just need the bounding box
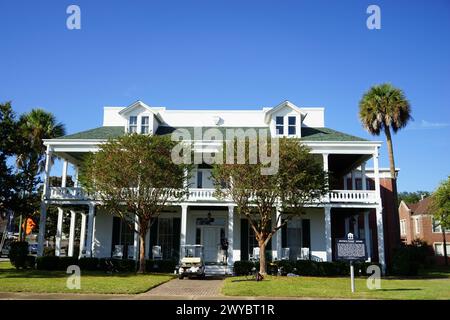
[399,196,449,265]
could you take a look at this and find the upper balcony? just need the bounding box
[47,187,379,205]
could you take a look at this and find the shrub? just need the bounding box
[391,240,432,276]
[146,260,177,273]
[233,261,256,276]
[57,257,79,270]
[78,257,99,271]
[8,241,30,269]
[36,256,60,270]
[294,260,319,276]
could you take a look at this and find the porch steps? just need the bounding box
[205,264,230,276]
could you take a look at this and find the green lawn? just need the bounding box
[0,261,175,294]
[222,270,450,300]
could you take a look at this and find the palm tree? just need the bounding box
[15,109,66,241]
[18,109,66,173]
[359,83,412,248]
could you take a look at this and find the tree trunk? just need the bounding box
[137,231,146,273]
[259,240,267,275]
[443,228,448,266]
[384,125,401,251]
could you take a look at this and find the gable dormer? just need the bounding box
[118,101,163,134]
[265,101,307,137]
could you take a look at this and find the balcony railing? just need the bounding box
[47,187,379,204]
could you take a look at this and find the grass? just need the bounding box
[0,261,175,294]
[222,268,450,300]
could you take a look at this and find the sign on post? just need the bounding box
[336,233,367,293]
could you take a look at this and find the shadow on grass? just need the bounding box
[0,269,173,279]
[376,288,422,292]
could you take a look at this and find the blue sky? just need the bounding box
[0,0,449,192]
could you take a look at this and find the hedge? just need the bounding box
[233,260,380,277]
[146,259,177,273]
[8,241,35,269]
[33,256,176,273]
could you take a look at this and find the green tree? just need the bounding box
[212,137,328,275]
[0,102,18,213]
[430,176,450,266]
[398,191,431,206]
[359,83,412,247]
[80,134,190,273]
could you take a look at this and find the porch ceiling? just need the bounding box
[329,153,371,176]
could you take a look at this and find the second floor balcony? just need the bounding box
[47,186,379,205]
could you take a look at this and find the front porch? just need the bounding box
[37,203,383,275]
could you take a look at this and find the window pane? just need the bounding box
[129,116,137,125]
[288,116,296,125]
[288,126,296,135]
[197,171,203,188]
[141,116,149,125]
[276,116,284,125]
[276,125,284,135]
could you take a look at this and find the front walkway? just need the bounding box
[139,277,225,299]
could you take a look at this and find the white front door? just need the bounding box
[202,227,220,262]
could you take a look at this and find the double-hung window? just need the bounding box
[288,116,296,135]
[276,116,284,135]
[141,116,149,134]
[400,219,406,236]
[129,116,137,133]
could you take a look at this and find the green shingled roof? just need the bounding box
[58,126,367,142]
[59,126,125,139]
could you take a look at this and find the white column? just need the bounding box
[55,207,64,257]
[376,206,386,274]
[361,162,367,191]
[85,203,95,257]
[227,205,234,270]
[133,214,139,260]
[343,176,348,190]
[373,148,381,200]
[322,153,330,202]
[73,166,79,188]
[364,211,372,262]
[68,210,76,257]
[351,171,356,190]
[276,205,282,260]
[79,213,87,258]
[37,202,48,257]
[324,206,332,262]
[61,159,68,188]
[180,204,188,258]
[42,146,52,199]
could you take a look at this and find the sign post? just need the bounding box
[336,233,366,293]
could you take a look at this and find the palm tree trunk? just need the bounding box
[384,125,401,250]
[443,228,448,266]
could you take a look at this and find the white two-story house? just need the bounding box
[37,100,388,273]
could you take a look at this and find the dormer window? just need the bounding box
[288,116,296,135]
[141,116,149,134]
[129,116,137,133]
[276,116,284,135]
